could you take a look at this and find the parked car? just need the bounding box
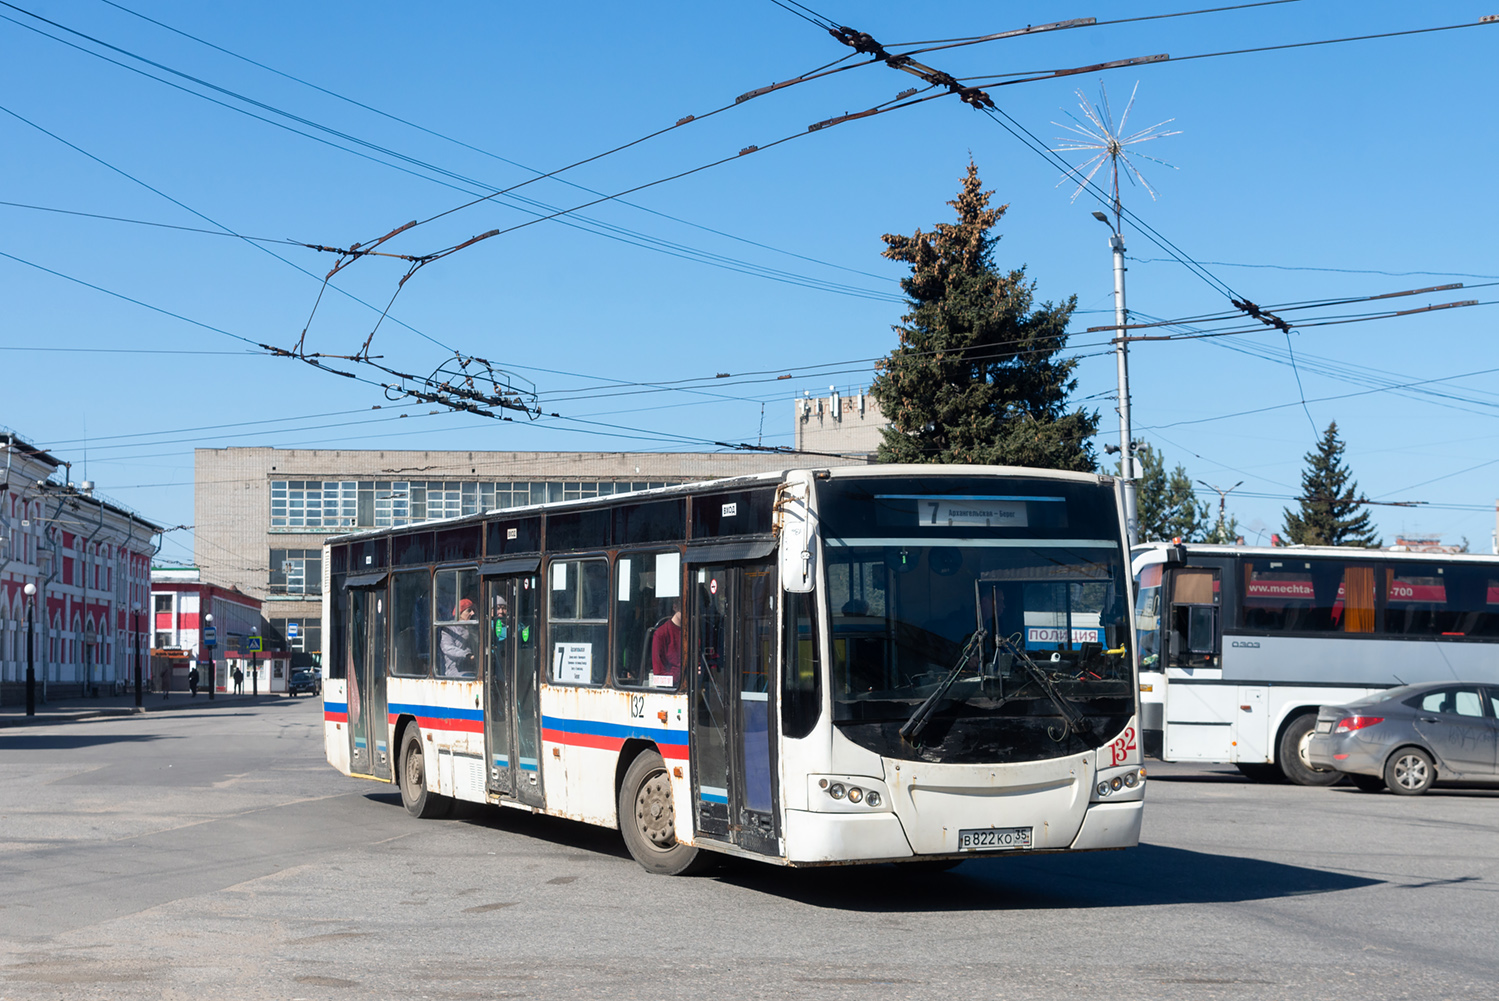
[1306,681,1499,795]
[288,669,322,697]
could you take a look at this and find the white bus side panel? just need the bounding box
[1222,635,1499,686]
[538,683,692,833]
[1163,684,1235,761]
[324,678,351,775]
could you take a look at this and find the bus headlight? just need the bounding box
[807,775,892,812]
[1092,766,1146,802]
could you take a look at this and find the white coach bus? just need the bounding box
[321,465,1144,874]
[1134,542,1499,784]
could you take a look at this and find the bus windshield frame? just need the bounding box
[817,475,1135,765]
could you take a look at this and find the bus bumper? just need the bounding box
[1069,799,1143,850]
[783,809,914,863]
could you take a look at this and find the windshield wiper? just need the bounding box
[998,635,1094,741]
[900,628,986,743]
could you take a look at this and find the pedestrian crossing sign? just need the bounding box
[246,635,262,652]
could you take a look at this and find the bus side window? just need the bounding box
[781,590,821,739]
[1186,606,1216,655]
[1166,568,1219,669]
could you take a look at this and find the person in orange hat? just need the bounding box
[439,597,479,677]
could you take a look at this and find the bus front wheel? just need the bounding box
[399,725,452,819]
[1277,713,1341,786]
[618,750,713,876]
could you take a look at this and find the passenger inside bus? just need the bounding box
[650,600,683,684]
[439,598,479,677]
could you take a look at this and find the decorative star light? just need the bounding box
[1051,82,1180,227]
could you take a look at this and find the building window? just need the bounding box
[270,478,685,531]
[154,594,172,613]
[268,618,322,668]
[269,481,358,529]
[269,549,323,595]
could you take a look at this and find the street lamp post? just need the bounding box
[132,602,142,709]
[24,582,37,716]
[204,612,216,701]
[1093,210,1139,545]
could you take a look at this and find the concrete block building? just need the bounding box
[193,447,859,667]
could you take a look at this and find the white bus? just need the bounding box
[1134,542,1499,784]
[321,465,1144,874]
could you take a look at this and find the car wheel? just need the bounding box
[1385,747,1434,796]
[617,750,714,876]
[1349,774,1386,793]
[1277,713,1341,786]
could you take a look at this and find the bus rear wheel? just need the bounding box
[399,725,452,819]
[618,750,713,876]
[1278,713,1341,786]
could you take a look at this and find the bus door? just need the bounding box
[688,559,779,855]
[347,578,390,779]
[482,569,544,807]
[1161,566,1230,761]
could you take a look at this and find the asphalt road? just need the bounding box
[1,700,1496,1000]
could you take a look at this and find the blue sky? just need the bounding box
[2,0,1495,565]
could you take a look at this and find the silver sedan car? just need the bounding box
[1306,681,1499,795]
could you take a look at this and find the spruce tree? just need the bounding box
[1283,421,1381,547]
[1132,444,1210,541]
[869,163,1098,469]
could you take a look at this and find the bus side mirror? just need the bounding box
[776,476,817,593]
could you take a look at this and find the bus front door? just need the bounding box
[348,585,390,779]
[689,561,779,856]
[483,574,544,807]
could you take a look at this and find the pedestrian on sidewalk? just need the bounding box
[233,667,244,694]
[188,666,200,698]
[159,669,169,699]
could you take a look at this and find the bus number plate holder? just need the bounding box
[957,827,1032,851]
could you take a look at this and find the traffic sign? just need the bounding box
[246,635,262,652]
[204,626,217,648]
[287,623,299,639]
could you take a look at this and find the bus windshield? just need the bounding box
[818,476,1135,764]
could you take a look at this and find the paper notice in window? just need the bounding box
[656,552,681,599]
[552,561,567,591]
[920,499,1027,528]
[553,643,592,683]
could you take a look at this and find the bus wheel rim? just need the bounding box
[635,771,676,850]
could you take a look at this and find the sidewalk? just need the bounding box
[0,687,314,727]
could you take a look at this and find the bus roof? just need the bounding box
[325,464,1119,544]
[1131,541,1499,567]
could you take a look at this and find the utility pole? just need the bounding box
[1095,211,1138,543]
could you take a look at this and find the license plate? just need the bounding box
[958,827,1033,851]
[1315,720,1333,733]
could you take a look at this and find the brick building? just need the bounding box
[2,431,161,703]
[149,566,265,693]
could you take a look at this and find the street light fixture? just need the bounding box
[204,612,215,701]
[132,602,142,709]
[24,582,36,716]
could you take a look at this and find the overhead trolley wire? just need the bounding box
[885,0,1304,50]
[2,3,901,304]
[95,0,890,286]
